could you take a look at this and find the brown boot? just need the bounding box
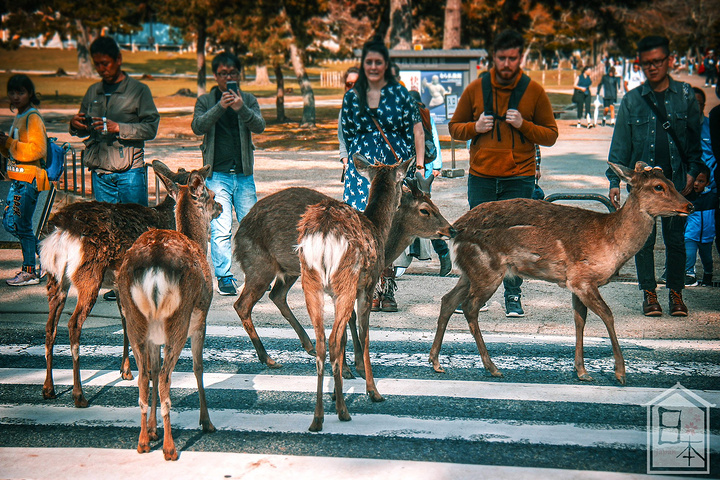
[642,290,662,317]
[372,278,384,312]
[669,290,688,317]
[380,267,398,312]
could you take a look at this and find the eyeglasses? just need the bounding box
[640,56,669,70]
[216,70,239,78]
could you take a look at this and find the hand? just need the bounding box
[71,112,89,131]
[432,169,441,177]
[340,157,348,166]
[505,109,523,129]
[228,90,244,111]
[609,187,621,209]
[475,112,494,134]
[89,117,119,134]
[535,169,542,181]
[219,91,235,109]
[681,173,694,196]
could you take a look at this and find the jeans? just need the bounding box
[467,174,535,296]
[3,179,39,268]
[685,239,713,277]
[206,172,257,278]
[636,216,686,292]
[91,167,147,206]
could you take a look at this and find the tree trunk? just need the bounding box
[388,0,412,50]
[275,64,289,123]
[253,64,272,86]
[196,25,207,97]
[443,0,461,49]
[74,20,95,79]
[289,43,316,128]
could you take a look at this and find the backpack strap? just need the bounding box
[480,72,530,144]
[24,108,48,168]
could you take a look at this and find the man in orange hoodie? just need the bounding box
[449,29,558,317]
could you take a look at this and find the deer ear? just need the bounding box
[353,153,372,179]
[397,157,414,182]
[608,162,634,184]
[156,170,180,200]
[151,159,172,178]
[416,171,433,195]
[197,165,212,178]
[188,172,206,197]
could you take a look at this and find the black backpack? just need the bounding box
[478,71,531,144]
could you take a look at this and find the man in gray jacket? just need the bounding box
[607,35,703,317]
[192,52,266,296]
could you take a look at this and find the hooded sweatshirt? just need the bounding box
[449,67,558,178]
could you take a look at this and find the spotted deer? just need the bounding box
[116,166,221,460]
[429,162,694,385]
[39,160,190,407]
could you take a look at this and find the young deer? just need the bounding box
[297,155,412,432]
[429,162,694,386]
[39,160,190,407]
[233,176,455,374]
[116,166,221,461]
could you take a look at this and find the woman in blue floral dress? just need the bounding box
[340,38,424,311]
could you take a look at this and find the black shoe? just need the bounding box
[103,290,117,301]
[685,275,698,287]
[701,273,713,286]
[217,276,238,296]
[505,295,525,317]
[439,254,452,277]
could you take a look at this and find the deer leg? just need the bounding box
[158,338,184,461]
[147,342,161,441]
[330,294,356,421]
[190,312,216,433]
[338,323,355,380]
[464,276,504,377]
[429,275,471,373]
[302,269,326,432]
[135,346,151,454]
[234,273,280,368]
[67,280,103,408]
[118,304,133,381]
[574,287,627,385]
[269,275,316,357]
[346,310,363,378]
[43,274,69,400]
[356,288,383,403]
[571,294,592,382]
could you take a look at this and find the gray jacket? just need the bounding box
[607,76,702,191]
[191,87,265,175]
[71,74,159,173]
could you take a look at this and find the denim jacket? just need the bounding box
[606,76,702,191]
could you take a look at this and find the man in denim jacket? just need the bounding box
[606,35,703,317]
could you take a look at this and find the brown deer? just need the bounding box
[297,154,412,432]
[116,166,221,461]
[39,160,190,407]
[429,162,694,386]
[233,175,455,375]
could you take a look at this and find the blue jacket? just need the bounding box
[606,76,703,191]
[701,116,717,192]
[685,188,717,244]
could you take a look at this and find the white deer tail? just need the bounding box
[297,233,348,286]
[130,267,181,345]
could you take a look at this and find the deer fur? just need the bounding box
[297,154,412,432]
[429,162,694,385]
[39,160,190,407]
[233,176,455,375]
[116,166,221,461]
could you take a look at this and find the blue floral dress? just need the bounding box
[341,82,420,211]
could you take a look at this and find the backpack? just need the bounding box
[27,111,67,182]
[479,71,531,144]
[416,102,437,164]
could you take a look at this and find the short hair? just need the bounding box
[697,163,711,180]
[693,87,706,103]
[212,52,241,74]
[7,74,40,109]
[344,66,360,82]
[637,36,669,56]
[493,29,524,54]
[90,36,121,60]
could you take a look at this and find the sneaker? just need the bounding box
[658,273,666,284]
[669,290,688,317]
[576,122,582,128]
[685,275,698,287]
[701,274,713,287]
[439,254,452,277]
[453,302,488,315]
[505,295,525,317]
[217,276,238,296]
[381,276,398,312]
[642,289,662,316]
[7,270,40,286]
[394,266,406,278]
[103,290,117,301]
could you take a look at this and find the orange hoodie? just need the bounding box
[449,68,558,178]
[1,108,50,191]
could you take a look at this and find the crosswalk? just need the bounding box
[1,324,718,478]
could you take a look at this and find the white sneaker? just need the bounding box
[394,266,406,278]
[7,270,40,286]
[454,302,488,314]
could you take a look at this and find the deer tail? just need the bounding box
[130,267,181,343]
[39,230,83,282]
[297,232,348,287]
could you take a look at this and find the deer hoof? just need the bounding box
[163,447,178,461]
[309,417,324,432]
[342,366,356,379]
[306,348,317,357]
[266,360,283,369]
[73,394,89,408]
[616,374,627,386]
[338,410,351,422]
[577,373,594,382]
[490,370,504,378]
[42,387,56,400]
[201,421,216,433]
[121,370,134,381]
[431,362,446,374]
[367,391,385,403]
[137,443,150,454]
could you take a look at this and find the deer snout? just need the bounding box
[212,203,223,219]
[443,226,458,239]
[677,202,694,216]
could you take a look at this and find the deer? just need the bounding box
[116,166,222,461]
[296,154,414,432]
[39,160,191,408]
[233,174,455,377]
[428,162,694,386]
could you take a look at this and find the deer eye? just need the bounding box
[419,208,430,216]
[654,184,664,192]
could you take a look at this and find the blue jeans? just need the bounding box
[91,167,147,206]
[636,216,686,292]
[3,179,39,268]
[206,172,257,278]
[685,239,713,277]
[468,174,535,297]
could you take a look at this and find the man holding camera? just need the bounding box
[191,51,266,296]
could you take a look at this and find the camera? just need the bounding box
[227,81,239,94]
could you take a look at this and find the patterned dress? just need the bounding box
[341,82,420,211]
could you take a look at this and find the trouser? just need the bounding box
[91,167,148,206]
[3,179,39,269]
[636,216,686,292]
[685,239,714,277]
[467,174,535,296]
[575,94,591,120]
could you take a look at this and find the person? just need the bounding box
[422,75,451,108]
[390,62,405,87]
[710,83,720,258]
[597,66,619,126]
[694,87,717,193]
[338,66,360,168]
[394,90,451,278]
[607,35,703,317]
[572,66,593,128]
[340,38,424,312]
[448,29,559,317]
[69,36,160,300]
[684,164,716,287]
[704,51,717,88]
[624,61,645,93]
[192,51,266,296]
[1,74,50,286]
